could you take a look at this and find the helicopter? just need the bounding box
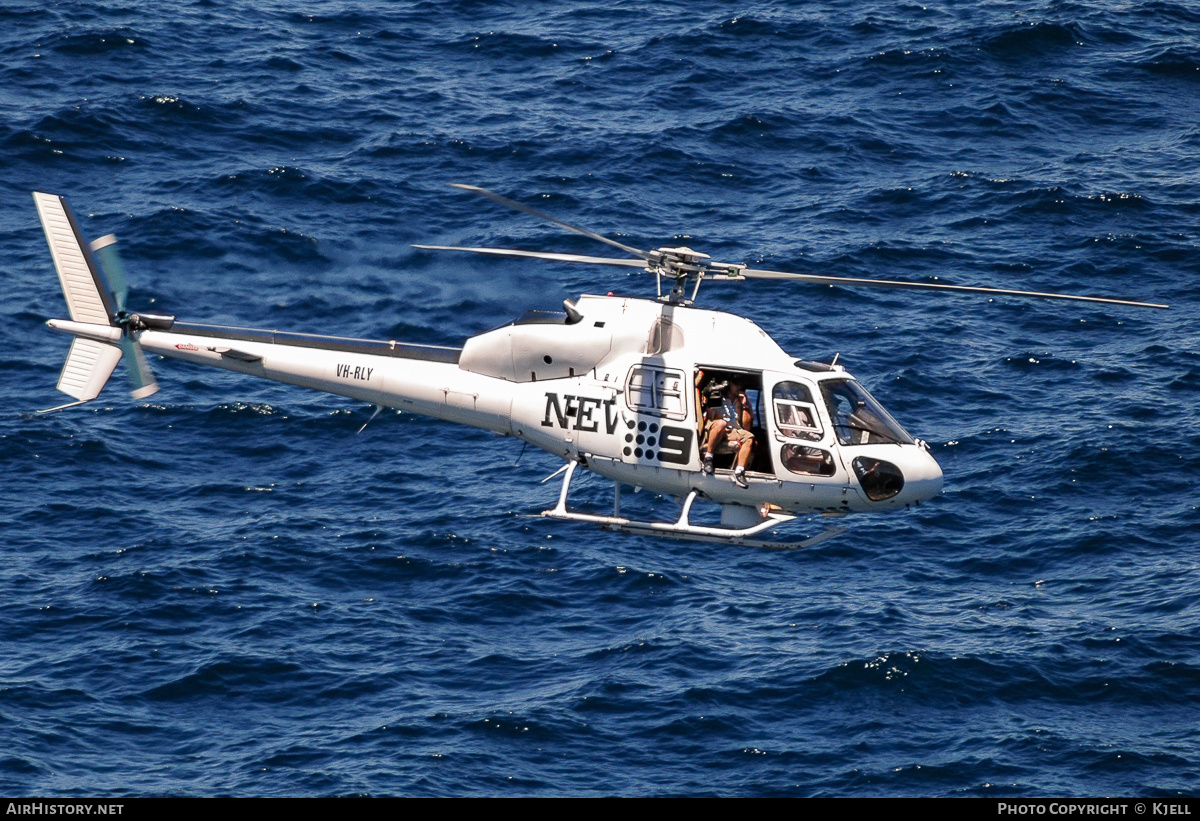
[33,186,1168,548]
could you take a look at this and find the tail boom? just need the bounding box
[133,324,514,435]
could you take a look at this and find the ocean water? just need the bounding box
[1,0,1198,797]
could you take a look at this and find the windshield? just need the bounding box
[821,379,914,446]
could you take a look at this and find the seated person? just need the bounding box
[701,378,756,488]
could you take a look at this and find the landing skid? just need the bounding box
[538,461,844,550]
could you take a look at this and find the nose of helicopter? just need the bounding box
[847,443,943,510]
[898,444,943,506]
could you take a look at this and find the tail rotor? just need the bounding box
[91,234,159,398]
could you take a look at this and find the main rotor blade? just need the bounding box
[740,267,1169,309]
[414,244,648,269]
[448,184,648,260]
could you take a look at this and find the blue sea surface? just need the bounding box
[1,0,1198,797]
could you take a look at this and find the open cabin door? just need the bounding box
[693,367,774,475]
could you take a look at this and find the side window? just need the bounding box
[781,444,836,476]
[772,381,822,442]
[626,366,687,420]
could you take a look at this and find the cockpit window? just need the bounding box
[772,381,822,442]
[821,379,914,446]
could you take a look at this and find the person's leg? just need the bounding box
[703,420,727,474]
[705,420,727,454]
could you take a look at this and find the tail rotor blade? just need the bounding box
[119,336,159,399]
[91,234,129,312]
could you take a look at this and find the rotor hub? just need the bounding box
[115,311,176,333]
[646,247,746,304]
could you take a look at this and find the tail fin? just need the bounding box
[34,192,155,410]
[55,337,123,403]
[33,192,118,325]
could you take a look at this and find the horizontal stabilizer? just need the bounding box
[33,192,116,325]
[55,337,122,401]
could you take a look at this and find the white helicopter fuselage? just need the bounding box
[36,186,1167,545]
[50,292,943,518]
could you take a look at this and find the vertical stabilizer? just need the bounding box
[57,337,123,401]
[33,192,116,325]
[35,192,134,409]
